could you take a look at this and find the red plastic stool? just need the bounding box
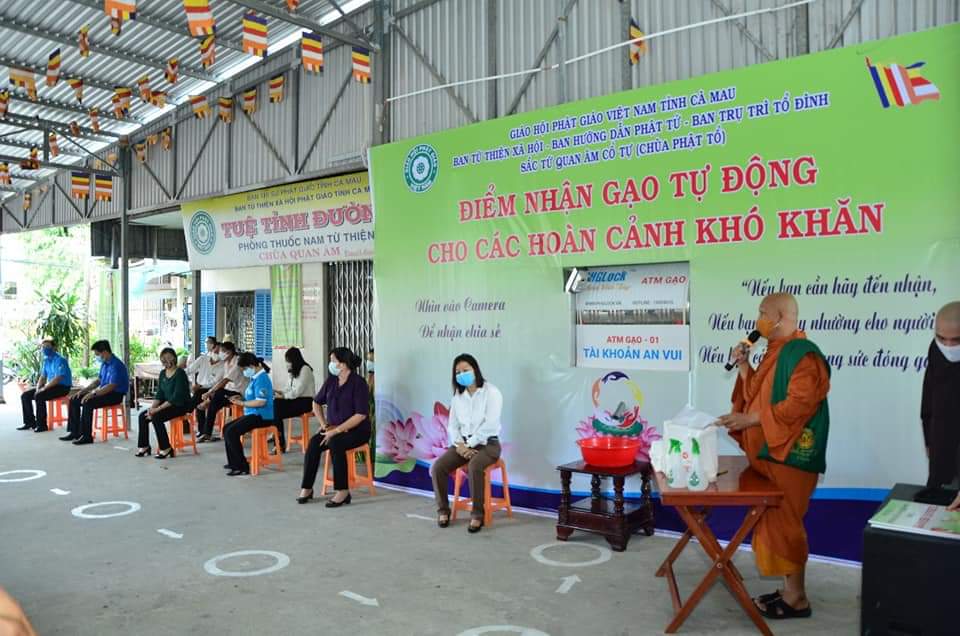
[167,413,199,455]
[452,458,513,526]
[93,404,129,442]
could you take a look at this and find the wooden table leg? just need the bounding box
[664,505,771,636]
[590,473,602,504]
[640,468,655,536]
[690,508,746,583]
[556,469,573,540]
[606,476,628,552]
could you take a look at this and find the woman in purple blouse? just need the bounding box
[297,347,371,507]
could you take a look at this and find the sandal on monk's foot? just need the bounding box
[760,597,812,620]
[755,590,782,608]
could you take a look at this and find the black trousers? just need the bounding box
[223,414,276,472]
[68,392,125,440]
[190,387,210,434]
[203,389,241,437]
[301,421,372,491]
[137,404,191,451]
[21,384,72,430]
[273,397,313,449]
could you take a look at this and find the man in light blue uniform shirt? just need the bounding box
[62,340,129,445]
[18,338,73,432]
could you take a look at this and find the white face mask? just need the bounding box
[936,339,960,363]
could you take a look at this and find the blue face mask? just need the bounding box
[42,347,54,358]
[455,370,475,387]
[328,361,341,376]
[242,367,256,378]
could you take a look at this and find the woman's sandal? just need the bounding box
[437,513,450,528]
[134,447,151,457]
[467,519,484,534]
[759,597,812,620]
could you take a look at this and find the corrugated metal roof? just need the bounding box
[0,0,372,198]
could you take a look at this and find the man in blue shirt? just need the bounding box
[18,338,73,433]
[62,340,129,445]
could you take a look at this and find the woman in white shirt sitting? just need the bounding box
[431,353,503,534]
[273,347,316,451]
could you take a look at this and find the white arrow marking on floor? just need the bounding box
[157,529,183,539]
[555,575,581,594]
[339,591,379,607]
[405,513,433,521]
[113,446,129,451]
[50,488,71,496]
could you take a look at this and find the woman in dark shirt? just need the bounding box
[297,347,371,507]
[135,347,191,459]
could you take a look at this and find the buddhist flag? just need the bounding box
[113,86,132,117]
[190,94,209,118]
[161,126,171,150]
[165,58,179,84]
[866,57,942,108]
[79,25,91,57]
[105,0,137,20]
[71,171,90,198]
[94,174,113,201]
[48,133,59,158]
[269,74,284,103]
[628,18,646,64]
[20,146,40,170]
[183,0,215,37]
[242,12,268,57]
[286,0,299,11]
[23,192,31,210]
[199,34,216,68]
[47,48,61,87]
[218,96,233,123]
[146,133,158,146]
[0,163,9,185]
[137,75,151,102]
[302,32,323,73]
[67,77,84,103]
[89,108,100,132]
[9,68,37,100]
[0,90,7,119]
[149,90,167,107]
[352,46,371,84]
[241,86,257,114]
[107,151,117,165]
[134,142,146,162]
[110,16,122,36]
[69,121,81,136]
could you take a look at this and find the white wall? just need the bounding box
[203,267,270,293]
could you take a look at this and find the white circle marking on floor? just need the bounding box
[203,550,291,577]
[457,626,550,636]
[71,501,141,519]
[529,542,612,568]
[0,469,47,483]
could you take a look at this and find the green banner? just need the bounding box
[270,264,303,349]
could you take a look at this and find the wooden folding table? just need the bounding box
[654,456,783,635]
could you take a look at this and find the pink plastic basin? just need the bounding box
[576,437,641,468]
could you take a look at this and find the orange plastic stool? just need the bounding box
[215,403,244,436]
[452,458,513,526]
[46,395,70,431]
[244,426,283,476]
[167,414,199,455]
[321,443,376,496]
[93,404,129,442]
[285,413,311,453]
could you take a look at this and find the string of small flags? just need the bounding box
[0,163,10,185]
[269,74,284,103]
[48,132,59,158]
[67,78,84,103]
[190,95,209,119]
[71,172,90,199]
[629,17,648,64]
[218,96,233,123]
[20,146,40,170]
[0,90,7,119]
[94,174,113,201]
[47,49,61,87]
[165,58,179,84]
[242,12,268,57]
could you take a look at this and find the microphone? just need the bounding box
[724,330,761,371]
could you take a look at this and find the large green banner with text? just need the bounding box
[369,25,960,519]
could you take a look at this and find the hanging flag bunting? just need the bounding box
[78,25,91,57]
[94,174,113,201]
[218,96,233,123]
[0,163,9,185]
[160,126,171,150]
[20,146,40,170]
[89,108,100,132]
[146,133,158,146]
[71,171,90,199]
[351,46,371,84]
[628,18,647,64]
[301,32,323,73]
[48,133,59,158]
[107,150,117,165]
[269,74,284,103]
[67,77,84,103]
[199,34,216,68]
[23,191,31,210]
[112,86,132,117]
[149,90,167,107]
[242,12,268,57]
[0,90,7,119]
[286,0,299,11]
[105,0,137,20]
[241,86,257,114]
[165,57,179,84]
[110,16,123,36]
[183,0,216,37]
[134,142,146,162]
[190,94,209,118]
[9,68,37,100]
[69,121,81,136]
[47,48,61,87]
[137,75,151,101]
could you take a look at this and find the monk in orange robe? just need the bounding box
[717,293,830,620]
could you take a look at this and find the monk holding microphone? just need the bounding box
[716,293,831,620]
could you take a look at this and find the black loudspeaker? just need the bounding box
[90,220,187,264]
[861,484,958,636]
